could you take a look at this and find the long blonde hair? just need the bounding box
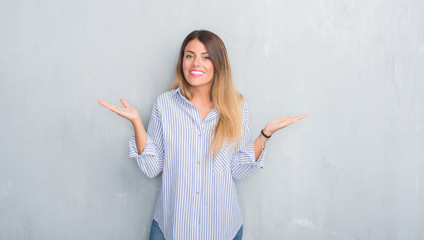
[172,30,243,158]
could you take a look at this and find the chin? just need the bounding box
[186,79,209,87]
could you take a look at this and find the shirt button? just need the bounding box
[196,192,199,195]
[197,161,200,164]
[198,134,201,137]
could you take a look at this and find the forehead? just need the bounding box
[184,39,208,53]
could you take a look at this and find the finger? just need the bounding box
[278,121,292,129]
[280,117,299,128]
[278,115,291,122]
[108,104,124,114]
[98,100,122,114]
[97,99,111,108]
[298,113,308,119]
[120,98,130,108]
[293,114,308,121]
[98,100,115,110]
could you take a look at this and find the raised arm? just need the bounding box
[97,98,147,154]
[98,98,165,178]
[254,114,309,161]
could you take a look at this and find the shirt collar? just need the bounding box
[173,87,190,105]
[173,87,218,122]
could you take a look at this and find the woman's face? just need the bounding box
[182,39,214,90]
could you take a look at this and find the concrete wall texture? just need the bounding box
[1,0,423,239]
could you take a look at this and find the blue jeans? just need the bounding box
[149,219,243,240]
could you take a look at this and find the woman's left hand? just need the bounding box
[262,114,308,137]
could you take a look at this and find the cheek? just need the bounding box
[182,62,191,79]
[182,60,189,72]
[208,64,214,76]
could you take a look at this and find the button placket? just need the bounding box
[195,122,205,196]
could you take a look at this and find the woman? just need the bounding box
[98,30,307,240]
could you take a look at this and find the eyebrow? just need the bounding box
[185,50,209,55]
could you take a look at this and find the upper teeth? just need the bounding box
[191,71,203,74]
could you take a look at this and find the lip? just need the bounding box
[189,69,204,77]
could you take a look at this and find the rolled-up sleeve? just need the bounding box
[231,102,266,180]
[128,101,165,178]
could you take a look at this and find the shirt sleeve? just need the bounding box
[128,100,165,178]
[230,102,266,180]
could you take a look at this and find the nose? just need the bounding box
[192,56,201,67]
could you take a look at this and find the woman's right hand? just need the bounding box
[97,98,141,124]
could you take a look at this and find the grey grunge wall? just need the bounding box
[1,0,423,239]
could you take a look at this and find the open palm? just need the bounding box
[97,98,140,123]
[265,114,308,136]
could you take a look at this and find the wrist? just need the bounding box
[262,127,273,137]
[131,117,143,127]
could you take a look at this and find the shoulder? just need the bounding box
[153,88,179,107]
[241,99,249,123]
[155,89,178,103]
[151,89,179,118]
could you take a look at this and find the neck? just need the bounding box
[190,85,213,105]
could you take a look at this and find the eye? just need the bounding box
[185,54,193,59]
[203,56,211,61]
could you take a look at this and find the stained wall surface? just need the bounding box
[1,0,423,239]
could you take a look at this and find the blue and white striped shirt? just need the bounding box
[129,88,266,239]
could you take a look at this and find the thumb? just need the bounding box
[120,98,130,108]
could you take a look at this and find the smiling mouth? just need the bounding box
[190,70,204,77]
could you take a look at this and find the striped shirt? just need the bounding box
[129,88,266,239]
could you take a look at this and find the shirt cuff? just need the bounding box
[128,135,157,159]
[238,143,266,169]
